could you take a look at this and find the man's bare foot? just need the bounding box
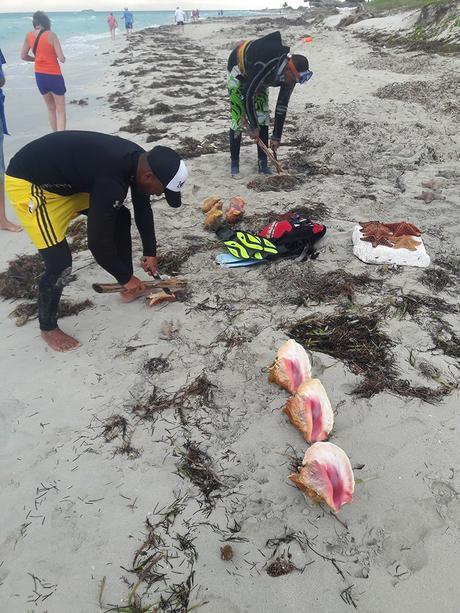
[41,328,81,352]
[0,219,22,232]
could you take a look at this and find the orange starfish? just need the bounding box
[391,235,421,251]
[362,235,394,248]
[360,222,394,247]
[359,220,380,229]
[383,221,421,237]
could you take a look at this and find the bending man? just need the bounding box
[227,31,312,177]
[5,131,188,352]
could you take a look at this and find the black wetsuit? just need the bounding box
[7,131,156,331]
[227,31,295,148]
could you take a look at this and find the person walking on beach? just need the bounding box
[121,8,134,36]
[175,7,186,32]
[5,131,188,352]
[227,31,312,177]
[21,11,67,132]
[0,49,22,232]
[107,12,118,40]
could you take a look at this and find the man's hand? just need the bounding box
[270,139,281,153]
[141,255,158,277]
[121,275,146,302]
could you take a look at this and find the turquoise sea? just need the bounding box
[0,10,261,66]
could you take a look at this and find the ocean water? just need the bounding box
[0,10,260,67]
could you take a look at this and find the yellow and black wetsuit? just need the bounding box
[227,31,295,141]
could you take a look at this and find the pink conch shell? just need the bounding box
[229,196,245,212]
[289,442,354,513]
[283,379,334,443]
[225,196,245,224]
[268,339,311,394]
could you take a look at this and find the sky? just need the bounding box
[0,0,295,11]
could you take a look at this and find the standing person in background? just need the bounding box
[107,12,118,40]
[21,11,67,132]
[121,8,134,37]
[0,49,22,232]
[227,31,312,177]
[175,7,186,32]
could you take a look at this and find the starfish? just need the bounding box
[383,221,422,237]
[360,222,394,248]
[359,220,380,229]
[390,235,421,251]
[422,178,447,190]
[415,191,435,203]
[361,234,394,248]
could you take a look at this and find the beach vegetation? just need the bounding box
[247,174,303,192]
[0,250,92,325]
[369,0,451,11]
[289,310,454,401]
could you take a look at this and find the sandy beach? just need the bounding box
[1,7,460,613]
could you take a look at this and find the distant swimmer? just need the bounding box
[122,8,134,37]
[5,131,188,352]
[107,12,118,40]
[227,31,312,177]
[0,49,22,232]
[175,7,186,33]
[21,11,67,132]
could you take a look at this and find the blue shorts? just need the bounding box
[125,22,133,29]
[35,73,67,96]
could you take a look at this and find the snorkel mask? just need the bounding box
[286,54,313,84]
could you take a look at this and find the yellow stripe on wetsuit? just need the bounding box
[237,40,250,76]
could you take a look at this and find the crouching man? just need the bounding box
[5,130,188,352]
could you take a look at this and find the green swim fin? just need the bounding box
[223,230,278,260]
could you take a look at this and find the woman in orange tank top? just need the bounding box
[21,11,67,131]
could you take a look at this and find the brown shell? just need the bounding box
[202,196,222,213]
[204,208,224,231]
[225,209,243,224]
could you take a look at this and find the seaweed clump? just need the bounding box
[0,254,43,300]
[67,217,87,252]
[10,299,93,327]
[176,441,222,508]
[175,132,229,159]
[247,174,303,192]
[266,267,382,306]
[419,257,459,292]
[289,312,452,402]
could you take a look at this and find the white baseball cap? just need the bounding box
[147,146,188,207]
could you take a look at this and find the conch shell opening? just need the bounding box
[283,379,334,443]
[268,339,311,394]
[289,442,354,512]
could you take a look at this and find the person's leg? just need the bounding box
[38,239,80,351]
[229,130,242,177]
[0,180,22,231]
[0,133,22,231]
[228,72,245,177]
[52,94,66,132]
[42,92,58,132]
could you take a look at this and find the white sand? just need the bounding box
[1,12,460,613]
